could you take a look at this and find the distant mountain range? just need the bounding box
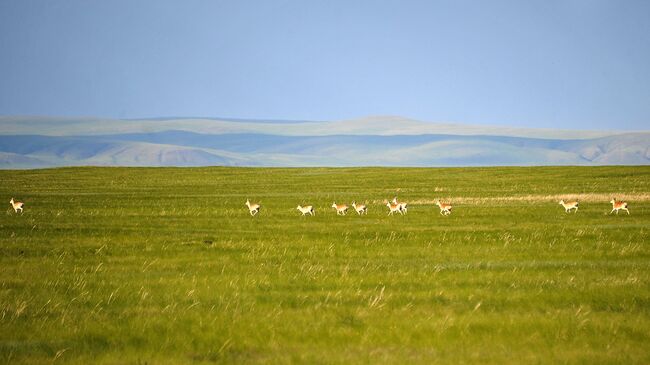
[0,116,648,168]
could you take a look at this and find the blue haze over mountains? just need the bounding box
[0,116,648,168]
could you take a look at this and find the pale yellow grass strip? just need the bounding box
[373,193,650,205]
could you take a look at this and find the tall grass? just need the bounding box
[0,166,648,364]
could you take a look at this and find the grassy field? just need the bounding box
[0,166,649,364]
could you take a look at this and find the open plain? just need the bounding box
[1,166,649,364]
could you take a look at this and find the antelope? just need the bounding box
[435,200,452,215]
[610,198,630,215]
[386,201,403,216]
[331,202,349,215]
[351,201,367,215]
[245,199,261,216]
[296,205,315,216]
[9,198,24,213]
[391,197,408,214]
[559,200,578,213]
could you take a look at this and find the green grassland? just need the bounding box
[1,166,649,364]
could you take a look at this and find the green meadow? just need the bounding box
[1,166,649,364]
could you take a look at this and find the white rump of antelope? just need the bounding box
[435,200,452,215]
[245,199,261,216]
[559,200,578,213]
[610,198,630,215]
[331,202,349,215]
[9,198,24,213]
[352,201,367,215]
[296,205,315,216]
[391,197,407,214]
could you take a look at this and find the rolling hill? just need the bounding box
[0,116,647,168]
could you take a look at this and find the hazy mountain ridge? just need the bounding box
[0,116,648,168]
[0,115,627,139]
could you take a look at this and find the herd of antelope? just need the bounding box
[7,197,633,216]
[6,196,634,217]
[240,197,633,217]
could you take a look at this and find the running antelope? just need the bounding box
[331,202,349,215]
[610,198,630,215]
[391,197,408,214]
[559,200,579,213]
[9,198,24,213]
[296,205,315,216]
[245,199,261,216]
[386,201,403,216]
[435,200,452,215]
[351,201,367,215]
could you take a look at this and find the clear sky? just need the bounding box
[1,0,649,130]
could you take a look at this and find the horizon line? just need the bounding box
[1,114,646,133]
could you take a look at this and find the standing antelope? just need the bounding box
[610,198,630,215]
[245,199,261,216]
[435,200,452,215]
[9,198,24,213]
[331,202,349,215]
[559,200,579,213]
[386,201,403,216]
[391,197,408,214]
[296,205,315,216]
[351,201,367,215]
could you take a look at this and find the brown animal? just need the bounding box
[610,199,629,215]
[9,198,24,213]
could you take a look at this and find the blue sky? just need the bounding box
[1,0,648,130]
